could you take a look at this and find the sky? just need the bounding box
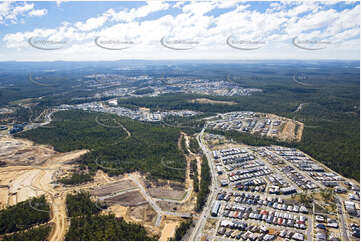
[0,0,359,61]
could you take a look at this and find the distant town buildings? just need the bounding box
[59,102,200,122]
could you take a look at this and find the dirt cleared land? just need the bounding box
[278,120,296,141]
[107,204,128,219]
[92,180,137,197]
[190,98,237,105]
[266,114,304,142]
[295,122,304,141]
[149,187,186,200]
[104,190,146,206]
[0,137,56,166]
[277,119,304,142]
[202,218,218,240]
[0,135,87,241]
[139,107,151,112]
[159,221,179,241]
[128,204,157,223]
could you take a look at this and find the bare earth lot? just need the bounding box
[91,180,137,197]
[103,190,146,206]
[190,98,237,105]
[0,136,56,166]
[149,186,185,200]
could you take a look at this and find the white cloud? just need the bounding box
[107,1,170,22]
[75,15,108,31]
[28,9,48,17]
[0,1,48,25]
[215,0,239,9]
[12,3,34,15]
[1,1,359,60]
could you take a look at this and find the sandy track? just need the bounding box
[48,196,67,241]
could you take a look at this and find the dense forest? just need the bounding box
[117,67,360,180]
[2,225,51,241]
[195,155,211,212]
[17,110,187,181]
[65,215,156,241]
[162,114,206,135]
[0,196,50,235]
[181,135,188,154]
[58,172,93,185]
[133,88,154,95]
[189,137,201,154]
[66,191,101,217]
[191,159,199,193]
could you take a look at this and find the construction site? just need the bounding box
[205,111,304,142]
[0,131,201,241]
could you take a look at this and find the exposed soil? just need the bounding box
[106,204,129,220]
[0,137,56,166]
[149,187,185,200]
[159,222,179,241]
[104,190,146,206]
[128,204,157,224]
[0,135,87,241]
[190,98,237,105]
[92,180,137,197]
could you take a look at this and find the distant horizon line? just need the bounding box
[0,59,359,62]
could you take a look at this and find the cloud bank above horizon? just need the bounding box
[0,0,359,61]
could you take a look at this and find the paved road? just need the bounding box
[189,125,219,241]
[129,175,192,226]
[129,175,162,213]
[270,150,326,190]
[246,147,303,194]
[336,197,349,241]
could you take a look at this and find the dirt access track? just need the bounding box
[0,135,88,241]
